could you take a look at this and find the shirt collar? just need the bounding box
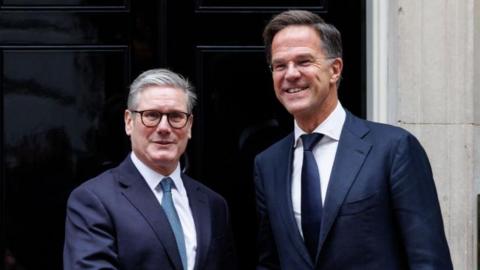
[130,152,187,196]
[294,102,346,148]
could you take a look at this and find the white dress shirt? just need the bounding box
[131,152,197,270]
[291,102,346,237]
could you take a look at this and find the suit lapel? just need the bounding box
[274,135,313,266]
[316,113,372,259]
[115,157,184,270]
[182,174,210,270]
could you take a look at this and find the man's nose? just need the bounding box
[284,62,301,79]
[156,114,171,131]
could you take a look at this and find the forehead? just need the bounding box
[137,85,188,109]
[271,25,324,59]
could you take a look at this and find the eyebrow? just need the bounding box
[271,53,315,64]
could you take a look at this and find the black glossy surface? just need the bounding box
[168,1,365,268]
[190,48,293,268]
[197,0,325,8]
[2,0,127,6]
[3,49,129,269]
[0,12,129,45]
[0,1,157,267]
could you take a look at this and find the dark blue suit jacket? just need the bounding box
[64,156,236,270]
[254,111,453,269]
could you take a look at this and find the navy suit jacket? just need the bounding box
[254,111,453,269]
[64,156,236,270]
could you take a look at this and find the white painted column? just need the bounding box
[474,0,480,267]
[366,0,389,123]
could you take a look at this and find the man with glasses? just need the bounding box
[254,10,453,269]
[64,68,236,270]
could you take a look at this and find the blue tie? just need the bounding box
[300,133,323,261]
[160,177,187,270]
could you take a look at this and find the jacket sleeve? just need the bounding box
[390,133,453,269]
[63,186,119,270]
[254,156,281,270]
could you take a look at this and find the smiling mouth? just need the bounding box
[285,87,308,94]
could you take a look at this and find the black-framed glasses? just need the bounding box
[131,110,191,129]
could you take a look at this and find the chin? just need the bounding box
[152,153,176,161]
[151,156,177,169]
[285,104,308,116]
[281,97,308,109]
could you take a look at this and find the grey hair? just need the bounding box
[127,68,197,113]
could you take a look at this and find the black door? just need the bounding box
[1,1,365,269]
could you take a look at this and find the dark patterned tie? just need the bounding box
[160,177,187,270]
[300,133,323,261]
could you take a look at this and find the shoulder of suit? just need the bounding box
[346,112,417,142]
[71,167,117,195]
[183,174,227,202]
[255,133,293,161]
[70,156,135,196]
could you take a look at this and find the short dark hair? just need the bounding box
[263,10,343,64]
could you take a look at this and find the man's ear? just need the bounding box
[124,109,133,136]
[187,115,193,139]
[330,58,343,84]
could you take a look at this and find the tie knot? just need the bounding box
[301,133,323,151]
[160,177,174,193]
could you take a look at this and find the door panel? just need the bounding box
[0,12,129,45]
[166,1,365,268]
[3,48,130,269]
[191,47,293,268]
[2,0,127,6]
[197,0,325,8]
[1,2,141,269]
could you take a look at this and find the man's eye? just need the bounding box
[298,59,313,66]
[169,113,184,122]
[273,64,286,71]
[144,111,160,119]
